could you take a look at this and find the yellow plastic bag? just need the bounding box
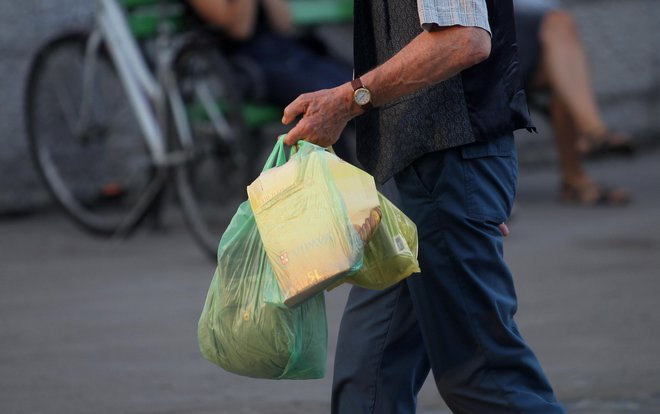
[332,192,420,290]
[248,139,366,307]
[325,152,381,240]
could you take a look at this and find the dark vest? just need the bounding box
[353,0,534,183]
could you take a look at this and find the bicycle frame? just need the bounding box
[74,0,200,234]
[79,0,173,166]
[26,0,253,256]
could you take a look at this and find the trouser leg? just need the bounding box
[395,136,565,413]
[331,283,430,414]
[332,135,565,413]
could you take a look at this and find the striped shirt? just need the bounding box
[417,0,491,35]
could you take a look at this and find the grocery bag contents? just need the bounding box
[248,140,374,307]
[324,153,381,242]
[330,192,420,291]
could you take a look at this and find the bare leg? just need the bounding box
[548,96,589,187]
[538,10,606,135]
[536,10,634,158]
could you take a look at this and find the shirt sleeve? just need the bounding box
[417,0,491,35]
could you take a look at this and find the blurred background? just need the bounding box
[1,0,659,413]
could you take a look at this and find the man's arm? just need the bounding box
[281,25,491,147]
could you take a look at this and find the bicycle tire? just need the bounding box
[171,40,253,258]
[25,32,157,235]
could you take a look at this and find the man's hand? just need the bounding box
[281,83,359,147]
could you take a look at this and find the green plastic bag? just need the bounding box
[197,140,328,380]
[331,192,420,290]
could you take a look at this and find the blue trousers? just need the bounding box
[236,32,352,107]
[235,31,355,161]
[332,135,565,414]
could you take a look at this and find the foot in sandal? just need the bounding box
[561,179,631,206]
[577,130,635,160]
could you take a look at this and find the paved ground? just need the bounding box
[1,148,660,413]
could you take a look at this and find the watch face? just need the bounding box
[354,88,371,106]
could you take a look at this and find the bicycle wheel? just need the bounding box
[26,32,156,235]
[171,41,253,258]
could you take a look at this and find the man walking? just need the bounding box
[282,0,565,412]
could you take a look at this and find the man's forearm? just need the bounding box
[359,26,491,109]
[281,25,492,147]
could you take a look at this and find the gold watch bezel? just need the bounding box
[353,87,372,106]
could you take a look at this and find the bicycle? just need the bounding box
[25,0,353,259]
[25,0,253,259]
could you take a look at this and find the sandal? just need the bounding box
[577,130,635,160]
[561,181,631,206]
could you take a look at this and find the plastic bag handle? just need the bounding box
[261,135,289,172]
[262,136,336,173]
[262,136,332,172]
[289,140,336,158]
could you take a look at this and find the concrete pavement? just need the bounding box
[1,148,659,413]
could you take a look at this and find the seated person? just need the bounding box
[187,0,355,159]
[515,0,633,205]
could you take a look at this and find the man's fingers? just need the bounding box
[283,122,307,146]
[282,96,306,125]
[499,223,510,237]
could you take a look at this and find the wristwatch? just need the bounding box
[351,78,373,111]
